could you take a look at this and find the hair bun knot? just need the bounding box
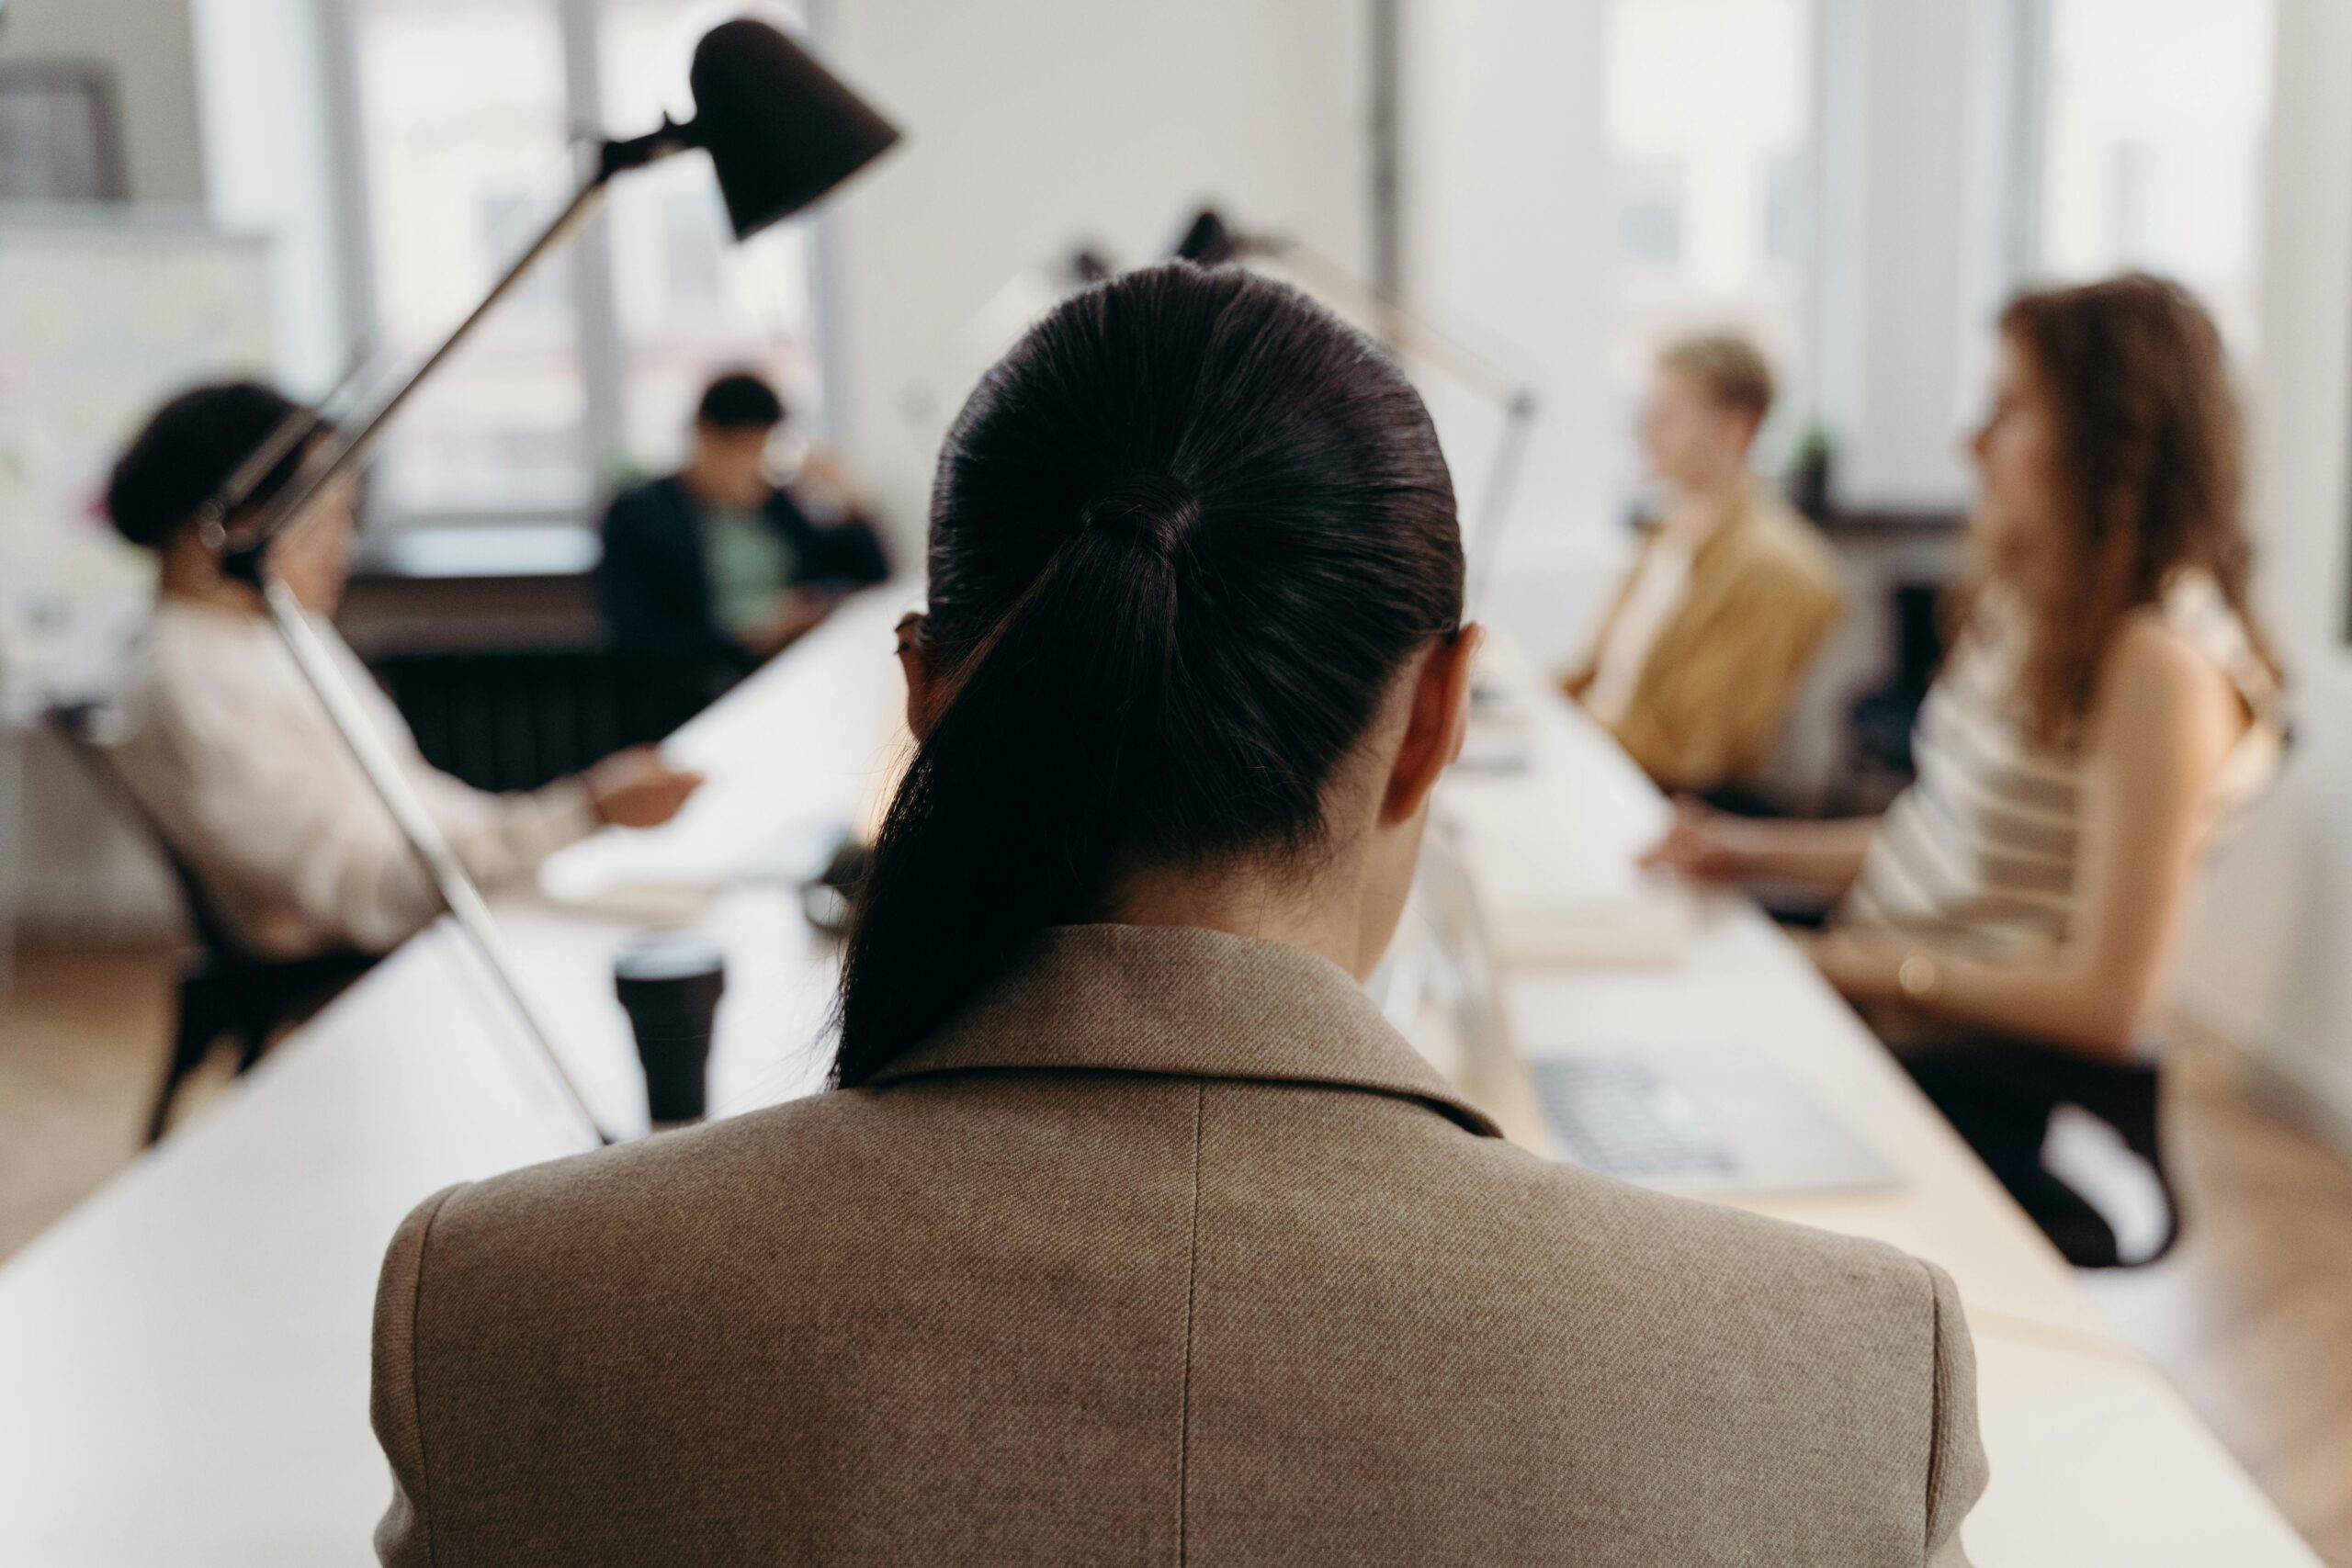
[1080,472,1199,558]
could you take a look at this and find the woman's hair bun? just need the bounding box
[1079,472,1200,559]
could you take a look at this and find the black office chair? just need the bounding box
[1904,1037,2182,1269]
[46,706,377,1145]
[1832,581,1950,817]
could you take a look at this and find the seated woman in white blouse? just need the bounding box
[101,381,704,959]
[1644,276,2287,1267]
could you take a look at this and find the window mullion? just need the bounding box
[560,0,628,495]
[319,0,390,510]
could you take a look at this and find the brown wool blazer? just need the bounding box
[1564,491,1845,795]
[372,923,1985,1566]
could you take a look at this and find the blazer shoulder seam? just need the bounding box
[1176,1081,1205,1564]
[405,1183,464,1568]
[1915,1254,1948,1560]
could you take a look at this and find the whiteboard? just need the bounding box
[0,216,273,726]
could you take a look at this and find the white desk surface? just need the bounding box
[0,592,2319,1564]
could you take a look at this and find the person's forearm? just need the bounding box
[418,769,601,887]
[1932,954,2147,1056]
[1737,817,1879,890]
[1822,936,2149,1059]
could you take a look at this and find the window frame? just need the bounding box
[317,0,840,533]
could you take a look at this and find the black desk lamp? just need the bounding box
[197,19,899,1145]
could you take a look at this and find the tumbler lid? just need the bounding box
[614,929,726,984]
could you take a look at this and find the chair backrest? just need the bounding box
[43,703,250,962]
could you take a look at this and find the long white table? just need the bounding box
[0,592,2320,1564]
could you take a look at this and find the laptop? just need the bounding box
[1527,1045,1896,1196]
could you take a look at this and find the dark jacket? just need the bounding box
[596,474,889,666]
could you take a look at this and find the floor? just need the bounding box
[4,945,2351,1562]
[2080,1015,2352,1563]
[0,945,235,1261]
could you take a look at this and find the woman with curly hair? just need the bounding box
[1645,274,2288,1266]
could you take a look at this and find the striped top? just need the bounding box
[1838,570,2285,964]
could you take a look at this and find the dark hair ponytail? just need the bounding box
[834,263,1461,1086]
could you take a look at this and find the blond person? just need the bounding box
[1566,333,1841,794]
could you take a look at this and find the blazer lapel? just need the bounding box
[1625,493,1758,708]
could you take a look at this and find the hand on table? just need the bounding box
[585,747,705,829]
[1791,927,1926,1021]
[791,446,865,512]
[741,585,845,660]
[1636,798,1759,883]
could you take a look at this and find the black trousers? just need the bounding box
[1891,1035,2176,1269]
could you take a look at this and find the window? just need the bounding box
[1604,0,1813,496]
[2038,0,2273,356]
[597,0,823,484]
[659,189,724,307]
[354,0,584,517]
[1615,159,1685,268]
[340,0,821,524]
[1764,152,1807,266]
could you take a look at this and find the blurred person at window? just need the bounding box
[596,370,889,688]
[1562,333,1842,798]
[1642,276,2286,1266]
[101,382,703,960]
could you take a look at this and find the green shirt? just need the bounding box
[698,502,796,642]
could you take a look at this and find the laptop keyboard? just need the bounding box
[1531,1056,1739,1179]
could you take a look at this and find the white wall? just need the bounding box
[1394,0,1617,666]
[2171,0,2352,1145]
[822,0,1375,562]
[1397,0,1610,544]
[188,0,353,399]
[2,0,219,944]
[0,0,207,206]
[1815,0,2031,511]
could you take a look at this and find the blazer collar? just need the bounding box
[1679,485,1760,575]
[868,924,1502,1137]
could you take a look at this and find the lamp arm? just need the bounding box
[1463,397,1539,620]
[142,0,900,1149]
[1270,238,1535,413]
[215,171,614,579]
[215,122,698,581]
[199,132,705,1147]
[260,581,615,1145]
[199,344,380,544]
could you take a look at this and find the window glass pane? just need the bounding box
[354,0,587,517]
[598,0,823,483]
[2040,0,2273,356]
[1605,0,1812,502]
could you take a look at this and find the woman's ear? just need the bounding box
[1381,624,1485,825]
[896,613,945,741]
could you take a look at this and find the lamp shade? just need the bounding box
[686,18,899,240]
[1171,208,1240,265]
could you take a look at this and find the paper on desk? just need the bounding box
[1488,886,1696,969]
[538,809,843,905]
[1440,786,1695,970]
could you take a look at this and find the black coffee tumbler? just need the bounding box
[614,931,727,1128]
